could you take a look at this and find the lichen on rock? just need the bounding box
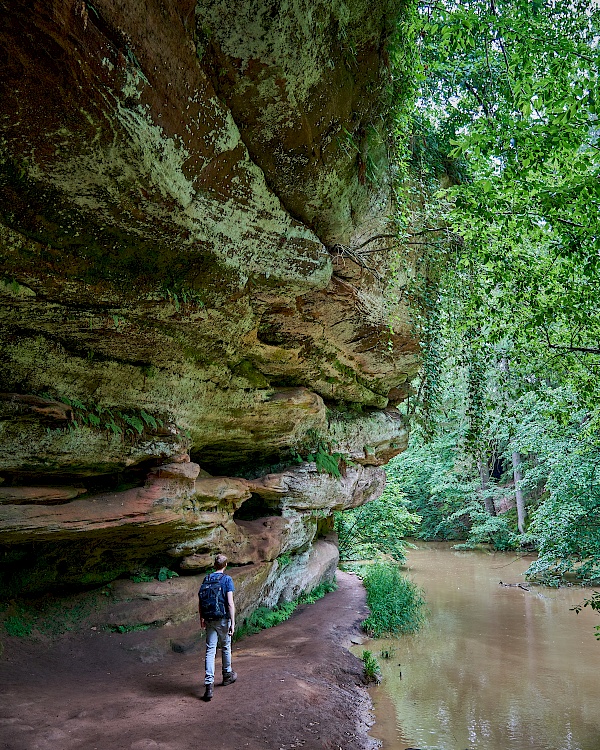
[0,0,419,619]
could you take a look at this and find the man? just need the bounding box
[199,553,237,702]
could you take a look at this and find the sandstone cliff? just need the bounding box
[0,0,418,623]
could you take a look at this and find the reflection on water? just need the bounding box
[367,544,600,750]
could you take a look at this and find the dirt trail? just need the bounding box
[0,571,377,750]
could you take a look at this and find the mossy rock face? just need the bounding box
[0,0,418,600]
[197,0,402,244]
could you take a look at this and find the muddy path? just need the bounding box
[1,571,376,750]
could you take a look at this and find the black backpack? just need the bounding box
[198,572,228,620]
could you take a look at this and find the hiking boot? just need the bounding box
[202,683,214,701]
[222,670,237,686]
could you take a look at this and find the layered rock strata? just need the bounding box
[0,0,418,617]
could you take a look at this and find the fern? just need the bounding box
[306,444,345,478]
[122,414,144,434]
[140,410,158,429]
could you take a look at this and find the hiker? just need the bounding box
[198,553,237,701]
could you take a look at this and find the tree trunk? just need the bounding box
[477,453,496,516]
[512,451,526,533]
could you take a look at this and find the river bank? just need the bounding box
[0,571,377,750]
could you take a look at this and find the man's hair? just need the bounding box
[214,554,228,570]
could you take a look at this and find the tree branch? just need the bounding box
[462,79,492,119]
[541,323,600,355]
[553,216,586,229]
[351,233,398,252]
[547,343,600,355]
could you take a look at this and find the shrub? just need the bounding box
[445,504,519,551]
[360,563,426,637]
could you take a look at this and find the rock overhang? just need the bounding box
[0,0,419,609]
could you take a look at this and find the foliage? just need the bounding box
[381,0,600,631]
[359,563,426,637]
[105,623,151,634]
[157,567,179,582]
[451,510,518,552]
[4,615,32,638]
[480,384,600,581]
[393,341,600,576]
[387,0,421,183]
[42,393,167,441]
[294,429,348,478]
[571,593,600,640]
[387,429,479,541]
[310,446,345,479]
[361,650,382,682]
[335,482,421,561]
[158,283,204,311]
[130,572,155,583]
[233,579,337,642]
[233,603,296,641]
[410,0,600,416]
[131,566,179,583]
[518,394,600,582]
[394,0,600,566]
[297,579,337,605]
[276,553,292,569]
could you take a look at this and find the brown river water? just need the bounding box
[363,543,600,750]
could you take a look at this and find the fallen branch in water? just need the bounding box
[499,581,530,591]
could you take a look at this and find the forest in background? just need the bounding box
[337,0,600,600]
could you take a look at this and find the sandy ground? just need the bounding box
[0,571,378,750]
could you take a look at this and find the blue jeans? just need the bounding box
[204,618,232,685]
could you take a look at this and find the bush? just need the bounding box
[443,503,519,551]
[360,563,426,637]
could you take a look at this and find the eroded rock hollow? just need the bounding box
[0,0,418,625]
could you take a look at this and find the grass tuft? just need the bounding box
[105,623,152,634]
[361,649,381,682]
[297,579,337,604]
[360,563,426,637]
